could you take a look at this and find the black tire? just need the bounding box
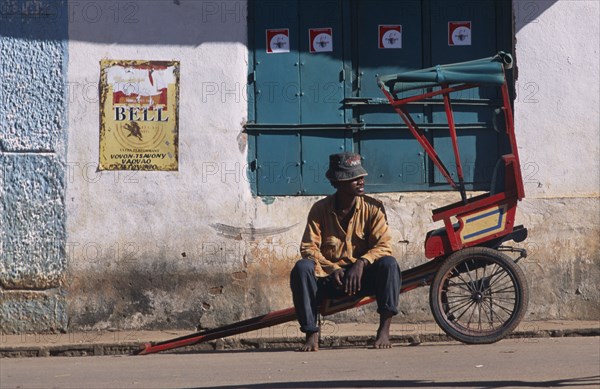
[429,247,528,344]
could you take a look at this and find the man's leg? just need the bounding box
[290,259,320,351]
[363,256,401,348]
[375,312,395,349]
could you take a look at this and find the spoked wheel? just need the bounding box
[430,247,528,344]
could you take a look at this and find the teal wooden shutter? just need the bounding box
[355,0,427,191]
[429,0,503,186]
[248,0,513,195]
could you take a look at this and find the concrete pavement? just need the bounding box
[2,337,599,389]
[1,320,598,358]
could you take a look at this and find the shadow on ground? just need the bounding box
[180,375,600,389]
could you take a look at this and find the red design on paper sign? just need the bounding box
[266,29,290,53]
[379,25,402,49]
[309,28,333,53]
[448,21,472,46]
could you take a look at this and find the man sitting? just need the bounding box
[290,152,402,351]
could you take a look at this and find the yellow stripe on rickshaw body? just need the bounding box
[459,204,507,244]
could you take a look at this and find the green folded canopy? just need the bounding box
[377,52,513,95]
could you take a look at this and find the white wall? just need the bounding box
[68,0,251,259]
[66,1,269,329]
[512,0,599,318]
[514,0,599,197]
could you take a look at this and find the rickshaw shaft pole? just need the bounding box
[134,258,444,355]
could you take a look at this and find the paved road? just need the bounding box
[1,337,599,389]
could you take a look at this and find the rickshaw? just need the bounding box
[136,52,528,355]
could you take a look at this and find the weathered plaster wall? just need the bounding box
[66,0,262,330]
[0,0,68,333]
[511,0,600,319]
[64,0,598,332]
[2,0,597,334]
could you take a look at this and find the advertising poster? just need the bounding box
[309,28,333,53]
[99,60,179,171]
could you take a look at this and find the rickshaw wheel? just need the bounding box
[429,246,528,344]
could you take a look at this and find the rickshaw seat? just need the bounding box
[425,224,457,259]
[424,154,523,259]
[424,189,519,258]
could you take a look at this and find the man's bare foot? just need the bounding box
[298,332,319,352]
[373,314,393,349]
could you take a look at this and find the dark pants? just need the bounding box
[290,256,401,334]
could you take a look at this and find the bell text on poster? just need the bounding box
[99,60,179,171]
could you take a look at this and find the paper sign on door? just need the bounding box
[448,21,472,46]
[379,25,402,49]
[309,28,333,53]
[266,29,290,53]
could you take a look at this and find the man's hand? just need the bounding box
[344,259,366,295]
[332,269,345,288]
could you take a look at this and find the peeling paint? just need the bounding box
[236,131,247,153]
[261,196,276,205]
[232,271,248,280]
[210,223,299,241]
[209,286,224,295]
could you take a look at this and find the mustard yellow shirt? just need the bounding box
[300,195,393,277]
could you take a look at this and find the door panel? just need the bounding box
[298,0,345,124]
[256,130,301,195]
[253,0,300,124]
[356,0,424,125]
